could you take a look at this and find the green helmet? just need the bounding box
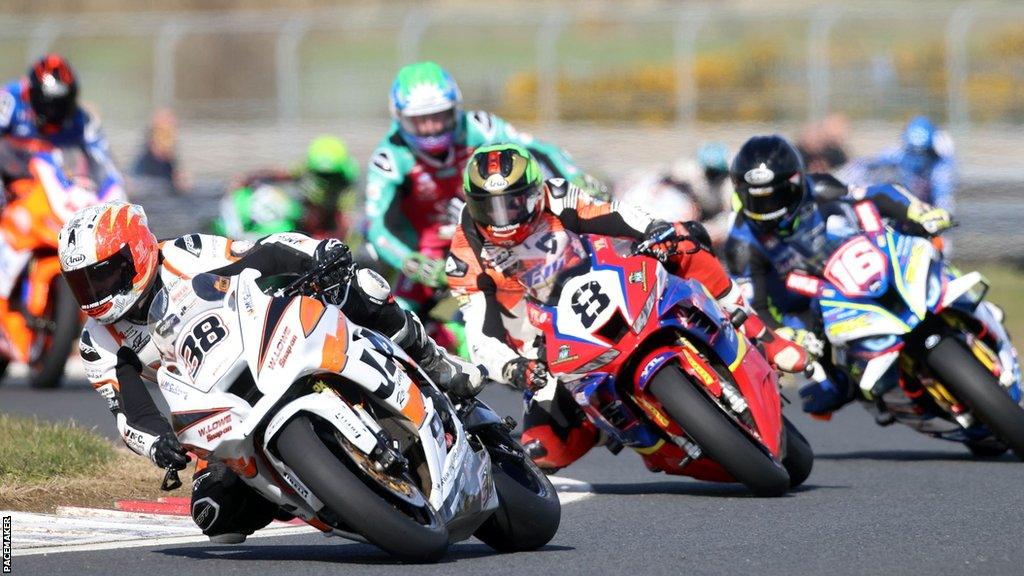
[302,135,359,207]
[463,143,543,245]
[390,61,462,155]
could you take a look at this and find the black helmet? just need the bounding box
[730,135,808,233]
[28,54,78,132]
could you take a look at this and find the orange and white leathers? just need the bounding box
[447,180,657,382]
[149,267,497,538]
[0,149,111,362]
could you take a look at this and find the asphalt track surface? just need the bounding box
[3,374,1024,576]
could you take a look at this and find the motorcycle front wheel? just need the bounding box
[924,336,1024,461]
[649,364,791,496]
[29,278,80,389]
[472,425,561,552]
[276,415,450,562]
[782,416,814,488]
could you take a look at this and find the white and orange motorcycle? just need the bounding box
[148,257,559,561]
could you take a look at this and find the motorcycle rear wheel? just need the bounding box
[649,364,791,496]
[924,336,1024,461]
[28,278,80,389]
[473,427,561,552]
[277,415,450,562]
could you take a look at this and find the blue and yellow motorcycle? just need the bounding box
[786,201,1023,459]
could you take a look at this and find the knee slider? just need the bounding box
[354,267,391,305]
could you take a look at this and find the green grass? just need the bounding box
[0,414,115,483]
[969,262,1024,340]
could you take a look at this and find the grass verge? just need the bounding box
[965,262,1024,339]
[0,415,192,513]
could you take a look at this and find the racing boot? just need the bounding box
[191,460,278,543]
[521,380,599,473]
[798,361,854,420]
[343,267,485,398]
[394,309,485,398]
[716,281,812,373]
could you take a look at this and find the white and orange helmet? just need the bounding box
[58,201,159,324]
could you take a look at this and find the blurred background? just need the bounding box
[1,0,1022,259]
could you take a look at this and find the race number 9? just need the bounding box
[571,281,611,328]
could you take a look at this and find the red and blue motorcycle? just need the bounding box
[524,232,813,496]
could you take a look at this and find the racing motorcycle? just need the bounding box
[784,201,1024,459]
[522,231,813,497]
[0,139,103,388]
[149,255,560,561]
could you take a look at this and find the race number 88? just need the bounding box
[180,315,227,376]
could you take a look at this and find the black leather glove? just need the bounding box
[637,220,693,261]
[151,432,190,470]
[313,239,354,301]
[503,358,550,393]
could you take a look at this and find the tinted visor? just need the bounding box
[399,109,457,138]
[740,179,804,230]
[466,184,542,228]
[63,245,136,308]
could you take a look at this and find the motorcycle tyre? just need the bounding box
[277,415,450,562]
[925,337,1024,461]
[782,415,814,488]
[649,364,791,497]
[473,429,561,552]
[29,278,80,389]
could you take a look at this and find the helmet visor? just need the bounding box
[63,244,136,310]
[466,184,543,228]
[399,109,457,138]
[740,180,803,229]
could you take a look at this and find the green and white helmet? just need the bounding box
[389,61,462,155]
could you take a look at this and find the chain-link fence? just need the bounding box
[1,2,1022,261]
[2,3,1024,127]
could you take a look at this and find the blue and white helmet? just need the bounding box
[389,61,462,156]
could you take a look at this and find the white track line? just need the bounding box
[5,476,597,557]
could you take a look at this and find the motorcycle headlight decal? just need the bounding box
[575,348,621,375]
[633,287,659,334]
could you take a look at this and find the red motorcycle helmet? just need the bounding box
[27,54,79,133]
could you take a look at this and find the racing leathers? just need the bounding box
[365,110,598,310]
[79,232,479,541]
[725,174,950,416]
[448,179,808,471]
[0,78,123,198]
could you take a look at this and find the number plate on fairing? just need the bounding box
[554,269,626,345]
[823,236,889,298]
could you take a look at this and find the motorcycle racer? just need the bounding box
[212,135,360,243]
[366,61,604,312]
[58,201,482,542]
[0,54,123,197]
[447,144,811,471]
[613,142,734,249]
[725,135,953,418]
[840,116,956,214]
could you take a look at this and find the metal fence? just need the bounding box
[1,2,1024,129]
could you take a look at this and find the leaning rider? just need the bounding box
[725,135,953,418]
[447,144,811,472]
[58,201,482,543]
[365,61,605,315]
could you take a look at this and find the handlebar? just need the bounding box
[271,248,353,300]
